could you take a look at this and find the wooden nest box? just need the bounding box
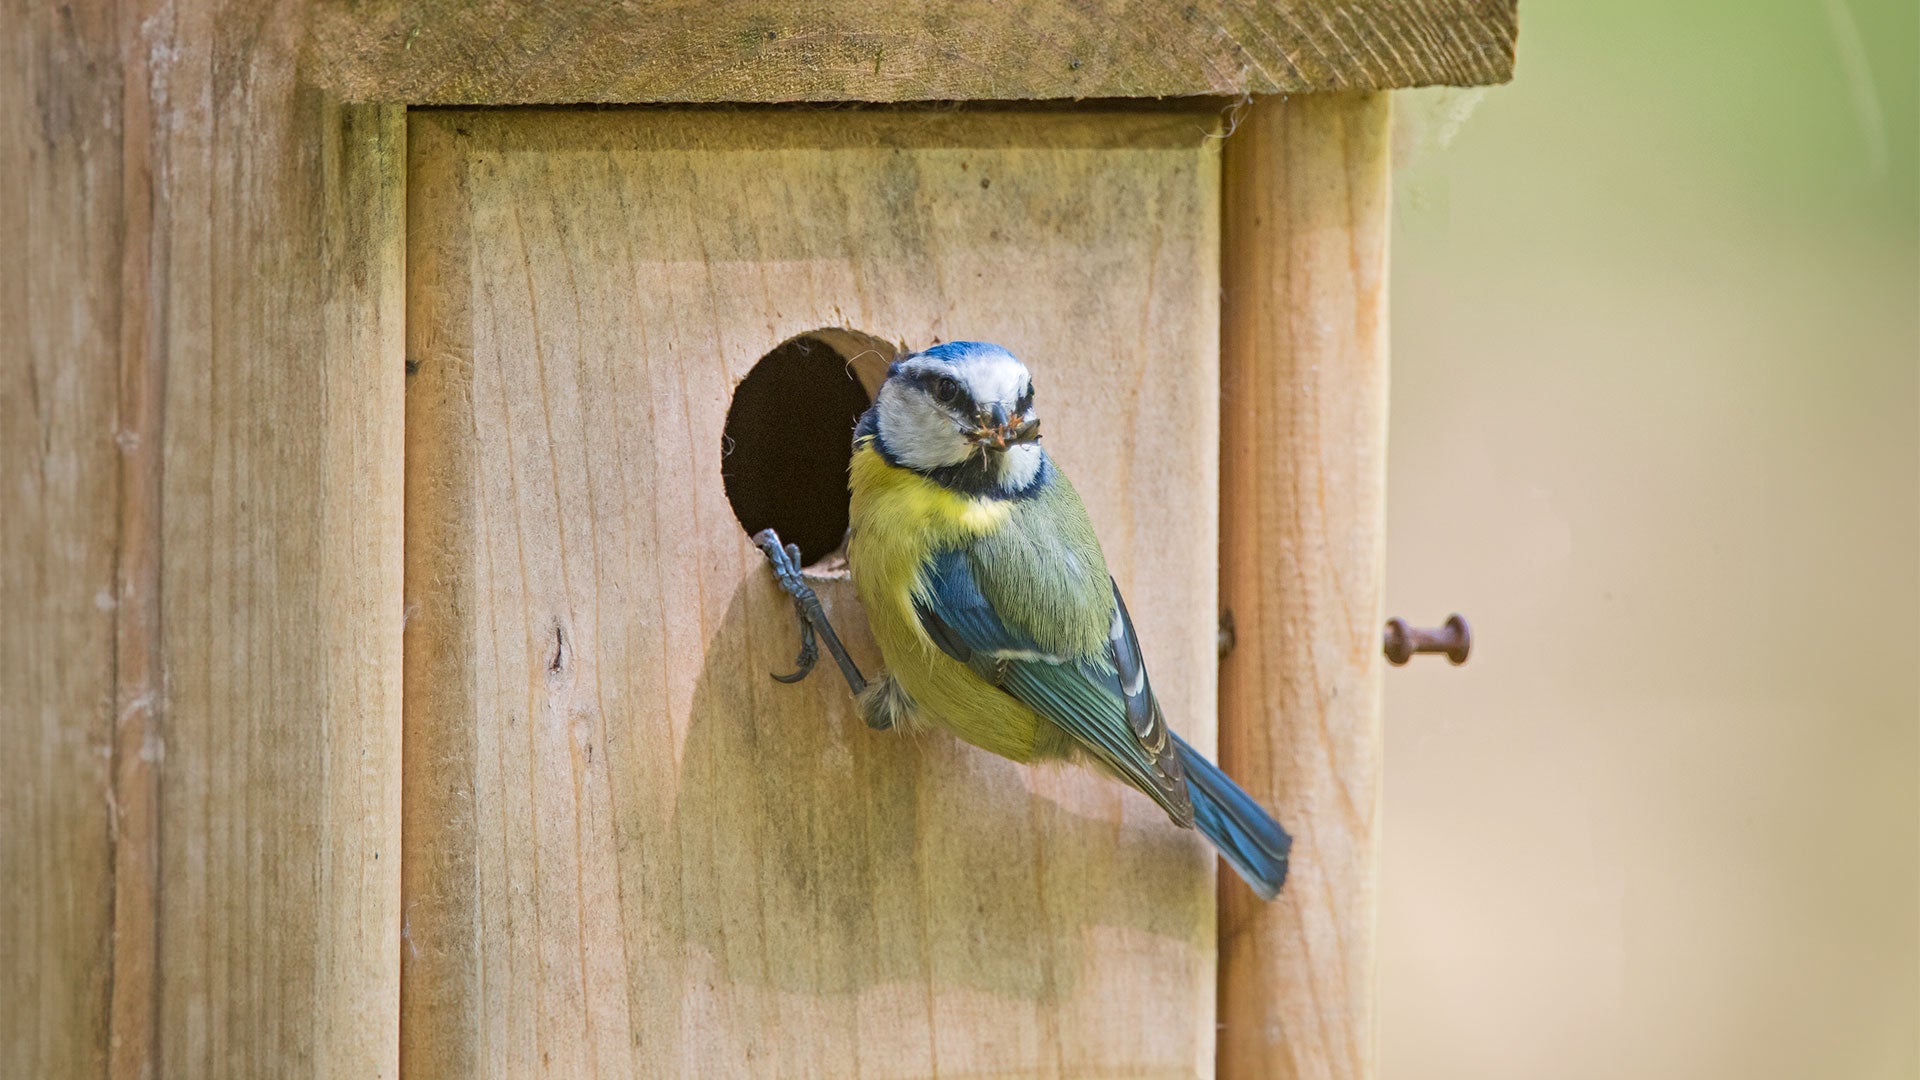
[7,2,1516,1077]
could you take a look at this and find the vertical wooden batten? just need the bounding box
[148,82,407,1075]
[136,76,407,1076]
[2,3,123,1076]
[315,102,409,1079]
[2,0,410,1068]
[1218,92,1393,1080]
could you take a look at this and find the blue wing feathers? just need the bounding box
[863,379,1291,898]
[1106,586,1160,742]
[913,548,1193,825]
[913,546,1289,897]
[913,548,1042,661]
[1173,734,1291,900]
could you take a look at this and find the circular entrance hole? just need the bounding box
[721,329,897,567]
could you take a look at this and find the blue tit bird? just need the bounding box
[834,340,1291,900]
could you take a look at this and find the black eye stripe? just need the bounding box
[912,368,974,413]
[900,364,1040,417]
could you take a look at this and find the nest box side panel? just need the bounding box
[2,7,411,1068]
[402,108,1222,1078]
[1219,93,1392,1080]
[3,6,124,1076]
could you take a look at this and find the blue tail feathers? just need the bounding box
[1173,734,1291,900]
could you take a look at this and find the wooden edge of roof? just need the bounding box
[308,0,1518,105]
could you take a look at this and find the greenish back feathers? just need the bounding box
[842,340,1292,898]
[850,436,1193,825]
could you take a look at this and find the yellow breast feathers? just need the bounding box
[847,440,1063,761]
[847,440,1009,630]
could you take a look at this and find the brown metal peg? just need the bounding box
[1383,614,1471,666]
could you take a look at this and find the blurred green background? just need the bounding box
[1381,1,1918,1076]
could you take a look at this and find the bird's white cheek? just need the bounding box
[997,444,1042,489]
[877,390,969,469]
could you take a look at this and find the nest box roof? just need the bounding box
[313,0,1518,105]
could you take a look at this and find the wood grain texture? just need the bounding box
[1218,93,1391,1080]
[3,1,408,1072]
[139,84,405,1080]
[2,2,121,1076]
[141,81,406,1080]
[311,0,1517,104]
[402,108,1223,1078]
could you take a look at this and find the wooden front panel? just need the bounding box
[403,109,1220,1078]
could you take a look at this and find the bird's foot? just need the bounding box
[752,529,868,697]
[756,532,821,683]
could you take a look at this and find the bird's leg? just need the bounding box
[752,529,868,698]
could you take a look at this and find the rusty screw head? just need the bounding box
[1383,614,1471,666]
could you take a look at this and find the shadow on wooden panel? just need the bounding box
[666,577,1211,994]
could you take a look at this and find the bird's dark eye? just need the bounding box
[933,376,961,403]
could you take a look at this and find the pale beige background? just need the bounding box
[1379,2,1918,1077]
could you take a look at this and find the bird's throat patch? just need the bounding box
[851,441,1014,539]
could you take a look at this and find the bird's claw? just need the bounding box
[755,531,818,683]
[752,528,868,697]
[771,611,818,683]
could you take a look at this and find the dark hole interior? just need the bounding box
[721,334,882,566]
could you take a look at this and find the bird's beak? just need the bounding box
[969,404,1041,450]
